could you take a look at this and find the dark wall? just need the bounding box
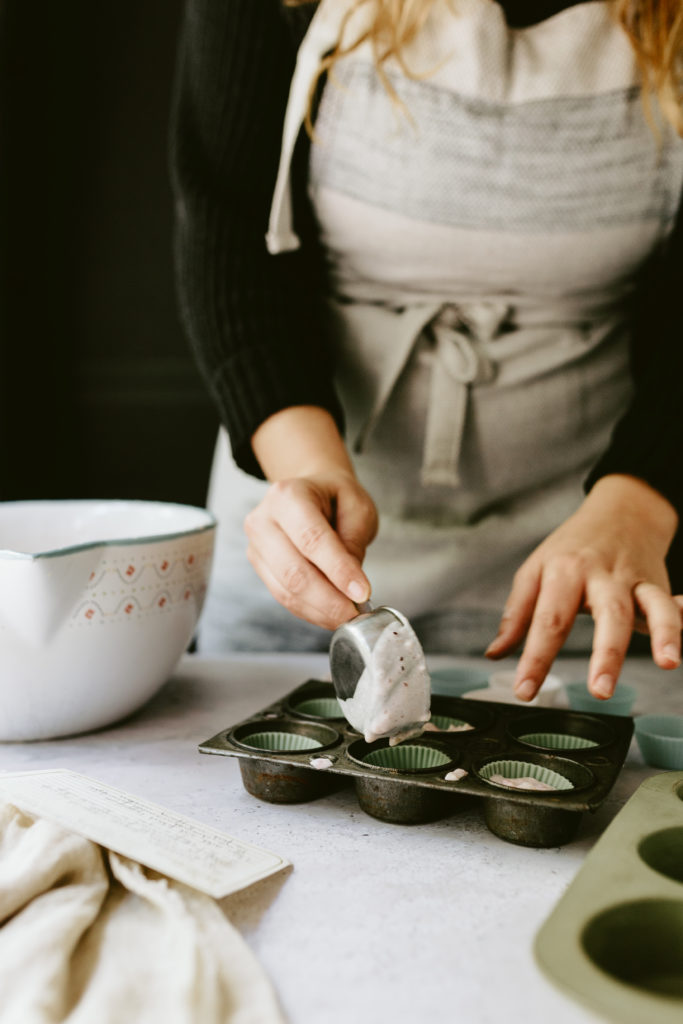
[0,0,218,504]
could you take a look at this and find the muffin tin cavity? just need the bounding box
[425,714,472,732]
[536,772,683,1023]
[638,827,683,884]
[354,742,453,773]
[200,678,633,848]
[231,719,340,753]
[508,710,612,752]
[478,758,577,792]
[582,899,683,998]
[285,683,344,721]
[519,733,596,750]
[353,771,459,826]
[430,694,491,732]
[477,756,594,847]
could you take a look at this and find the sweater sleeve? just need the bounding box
[584,199,683,518]
[170,0,343,478]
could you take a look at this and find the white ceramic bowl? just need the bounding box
[0,500,216,740]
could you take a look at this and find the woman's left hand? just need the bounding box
[485,474,683,701]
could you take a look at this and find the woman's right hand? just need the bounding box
[245,407,378,630]
[244,469,377,629]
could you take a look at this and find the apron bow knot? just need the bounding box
[422,302,510,487]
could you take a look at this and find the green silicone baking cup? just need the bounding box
[519,732,598,751]
[292,697,343,719]
[479,759,574,791]
[565,682,636,716]
[239,731,324,752]
[362,744,451,771]
[635,715,683,770]
[429,714,473,731]
[430,666,490,697]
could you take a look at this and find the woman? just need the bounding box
[171,0,683,701]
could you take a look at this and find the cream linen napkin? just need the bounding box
[0,802,287,1024]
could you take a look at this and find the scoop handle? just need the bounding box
[354,600,374,615]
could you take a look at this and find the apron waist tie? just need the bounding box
[421,302,507,487]
[351,301,510,488]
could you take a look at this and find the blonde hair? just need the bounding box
[615,0,683,132]
[287,0,683,134]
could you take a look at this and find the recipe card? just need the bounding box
[0,769,290,898]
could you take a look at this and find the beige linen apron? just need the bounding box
[201,0,683,654]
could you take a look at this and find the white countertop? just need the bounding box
[1,652,680,1024]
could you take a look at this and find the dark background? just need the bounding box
[0,0,218,505]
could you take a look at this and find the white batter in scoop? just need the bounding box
[338,611,431,745]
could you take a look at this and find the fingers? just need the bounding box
[485,479,683,700]
[634,582,682,669]
[485,565,541,660]
[274,483,371,601]
[584,579,634,698]
[244,477,376,629]
[499,576,683,705]
[335,487,378,565]
[246,522,358,630]
[511,559,585,701]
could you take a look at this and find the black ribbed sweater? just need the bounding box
[170,0,683,523]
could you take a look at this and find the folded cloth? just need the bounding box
[0,802,286,1024]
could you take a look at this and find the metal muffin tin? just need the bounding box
[199,679,634,848]
[535,772,683,1021]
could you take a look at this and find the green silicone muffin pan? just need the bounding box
[535,772,683,1022]
[199,679,634,847]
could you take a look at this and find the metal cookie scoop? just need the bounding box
[329,604,401,700]
[329,604,431,745]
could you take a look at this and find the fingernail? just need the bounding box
[514,678,537,701]
[662,643,680,666]
[485,638,501,654]
[592,674,614,699]
[348,580,368,602]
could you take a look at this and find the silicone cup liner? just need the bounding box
[360,743,453,772]
[289,697,344,719]
[430,695,492,732]
[427,714,473,732]
[635,714,683,770]
[430,666,489,697]
[477,759,575,792]
[518,733,598,750]
[508,710,614,753]
[200,679,632,845]
[237,731,324,752]
[565,681,637,716]
[285,682,345,721]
